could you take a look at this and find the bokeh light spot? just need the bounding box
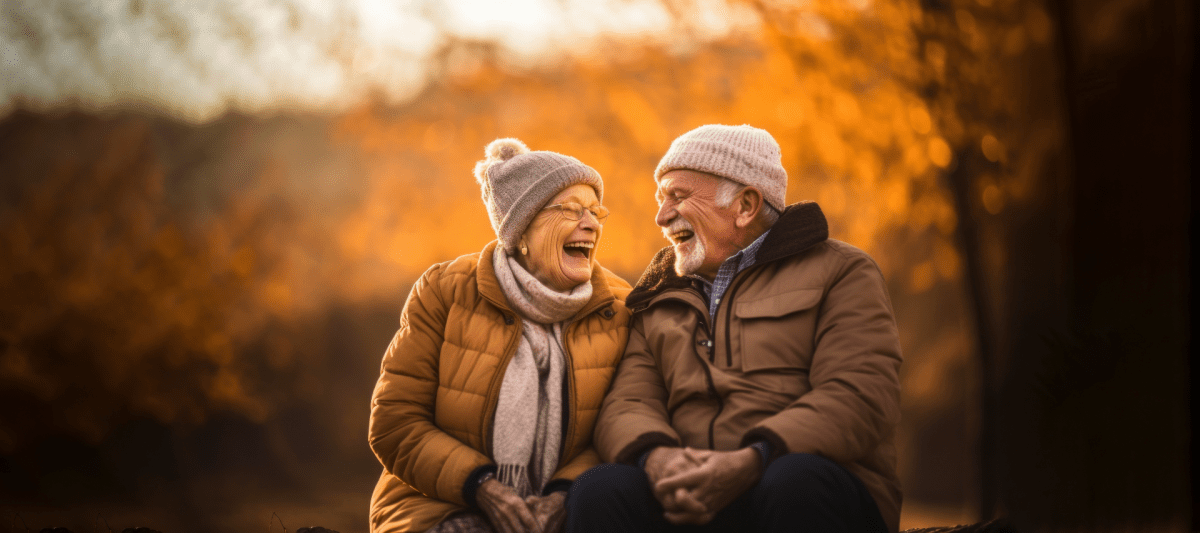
[906,143,931,175]
[909,105,932,135]
[982,184,1005,214]
[929,137,952,168]
[981,134,1005,162]
[925,41,947,76]
[1004,26,1028,56]
[936,200,958,235]
[909,261,937,293]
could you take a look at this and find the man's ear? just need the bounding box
[734,187,763,229]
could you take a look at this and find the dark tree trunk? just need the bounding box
[965,0,1194,530]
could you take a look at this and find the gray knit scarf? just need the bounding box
[491,249,592,497]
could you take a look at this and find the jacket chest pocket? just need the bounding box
[732,288,823,374]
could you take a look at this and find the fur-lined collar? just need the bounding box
[626,201,829,311]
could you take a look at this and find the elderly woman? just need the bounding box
[368,138,631,533]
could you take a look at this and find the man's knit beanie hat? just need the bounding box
[654,124,788,212]
[474,138,604,252]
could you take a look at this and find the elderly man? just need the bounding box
[565,124,902,533]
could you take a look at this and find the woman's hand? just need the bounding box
[524,492,567,533]
[477,478,543,533]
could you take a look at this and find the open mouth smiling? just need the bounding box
[669,230,694,245]
[563,240,594,260]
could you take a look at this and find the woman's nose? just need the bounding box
[577,211,599,230]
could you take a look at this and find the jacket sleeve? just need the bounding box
[742,251,903,465]
[594,315,682,465]
[368,263,492,506]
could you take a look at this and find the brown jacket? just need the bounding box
[594,202,903,532]
[369,241,632,532]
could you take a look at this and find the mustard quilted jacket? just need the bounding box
[369,241,631,532]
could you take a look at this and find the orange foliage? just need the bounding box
[0,0,965,437]
[0,7,1067,519]
[332,7,965,293]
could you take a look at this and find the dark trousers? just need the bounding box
[565,453,887,533]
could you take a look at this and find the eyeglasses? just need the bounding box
[542,202,610,224]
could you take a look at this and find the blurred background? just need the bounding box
[0,0,1192,532]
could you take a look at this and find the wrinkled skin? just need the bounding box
[516,184,604,292]
[654,170,743,280]
[478,478,543,533]
[476,478,568,533]
[526,492,567,533]
[644,446,763,525]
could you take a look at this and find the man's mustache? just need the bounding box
[662,218,694,242]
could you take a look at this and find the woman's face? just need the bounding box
[517,184,603,292]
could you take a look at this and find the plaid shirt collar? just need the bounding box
[693,228,770,319]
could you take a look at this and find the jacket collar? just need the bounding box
[477,240,509,310]
[477,240,616,322]
[626,201,829,312]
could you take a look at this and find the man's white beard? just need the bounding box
[674,236,705,276]
[664,219,706,277]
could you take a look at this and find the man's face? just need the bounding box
[654,169,740,279]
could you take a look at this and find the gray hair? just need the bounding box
[715,178,780,224]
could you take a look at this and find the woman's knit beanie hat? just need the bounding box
[654,124,788,212]
[474,138,604,252]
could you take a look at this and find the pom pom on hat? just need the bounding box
[486,138,529,161]
[474,138,531,197]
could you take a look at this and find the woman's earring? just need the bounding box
[520,243,528,255]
